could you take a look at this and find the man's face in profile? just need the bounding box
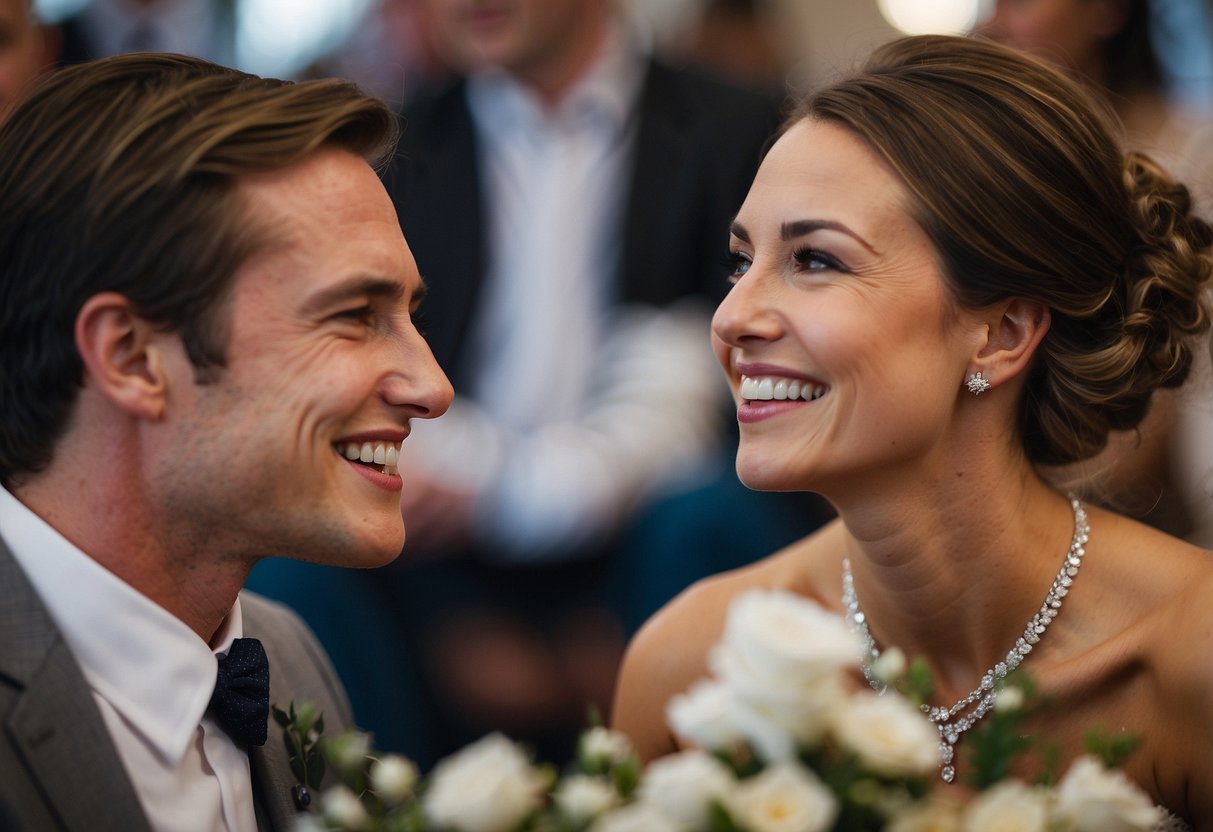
[149,148,452,566]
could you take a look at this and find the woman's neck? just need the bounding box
[827,465,1077,700]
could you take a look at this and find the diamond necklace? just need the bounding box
[841,496,1089,784]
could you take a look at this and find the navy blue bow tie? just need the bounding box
[208,637,270,749]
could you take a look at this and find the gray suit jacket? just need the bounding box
[0,538,355,831]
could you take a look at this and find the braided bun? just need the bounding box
[1028,153,1212,464]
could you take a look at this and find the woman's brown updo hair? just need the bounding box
[789,35,1212,466]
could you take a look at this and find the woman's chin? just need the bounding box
[734,460,807,493]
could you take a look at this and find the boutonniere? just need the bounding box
[272,701,327,810]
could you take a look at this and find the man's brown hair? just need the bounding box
[0,53,398,485]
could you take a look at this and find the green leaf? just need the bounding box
[284,733,307,785]
[1034,743,1061,788]
[612,757,641,798]
[903,657,934,707]
[305,749,326,790]
[271,704,291,728]
[964,708,1032,789]
[708,800,741,832]
[1083,729,1142,769]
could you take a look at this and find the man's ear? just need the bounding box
[75,292,170,420]
[967,298,1051,392]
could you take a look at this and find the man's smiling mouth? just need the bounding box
[336,440,402,476]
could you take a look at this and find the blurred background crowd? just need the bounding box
[5,0,1213,776]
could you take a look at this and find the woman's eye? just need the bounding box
[724,251,752,281]
[793,247,845,272]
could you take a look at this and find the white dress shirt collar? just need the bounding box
[0,485,241,765]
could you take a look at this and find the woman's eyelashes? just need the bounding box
[723,246,847,284]
[792,246,846,273]
[724,250,752,281]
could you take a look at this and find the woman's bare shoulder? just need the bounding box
[610,519,845,761]
[627,517,845,672]
[1080,508,1213,814]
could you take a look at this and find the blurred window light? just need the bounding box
[238,0,373,77]
[36,0,375,79]
[878,0,986,35]
[34,0,90,24]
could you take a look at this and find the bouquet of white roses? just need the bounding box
[288,588,1166,832]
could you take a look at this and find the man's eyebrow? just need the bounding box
[781,219,878,255]
[299,276,407,315]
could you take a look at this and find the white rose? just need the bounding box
[716,649,849,757]
[667,679,745,751]
[423,733,547,832]
[961,780,1049,832]
[885,800,963,832]
[320,785,371,831]
[554,775,620,824]
[290,814,328,832]
[712,589,861,691]
[325,731,373,772]
[832,690,940,777]
[709,589,860,752]
[580,726,635,767]
[369,754,418,805]
[871,646,908,686]
[640,749,736,829]
[726,761,839,832]
[993,686,1025,714]
[728,698,808,762]
[588,802,683,832]
[1052,755,1163,832]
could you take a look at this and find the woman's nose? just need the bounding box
[711,271,784,348]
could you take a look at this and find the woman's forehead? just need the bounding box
[739,119,916,243]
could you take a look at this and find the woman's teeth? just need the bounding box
[338,440,402,476]
[740,375,828,402]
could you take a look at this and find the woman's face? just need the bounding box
[712,119,985,495]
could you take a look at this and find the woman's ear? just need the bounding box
[75,292,169,420]
[965,298,1051,394]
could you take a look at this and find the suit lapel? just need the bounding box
[247,611,319,831]
[0,541,151,832]
[249,734,298,831]
[620,60,702,306]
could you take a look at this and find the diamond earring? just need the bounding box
[966,372,991,395]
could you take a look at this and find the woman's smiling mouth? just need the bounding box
[740,375,829,402]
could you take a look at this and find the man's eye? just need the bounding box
[334,306,374,323]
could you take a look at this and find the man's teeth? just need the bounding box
[740,375,827,402]
[338,441,402,475]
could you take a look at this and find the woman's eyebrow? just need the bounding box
[781,219,878,255]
